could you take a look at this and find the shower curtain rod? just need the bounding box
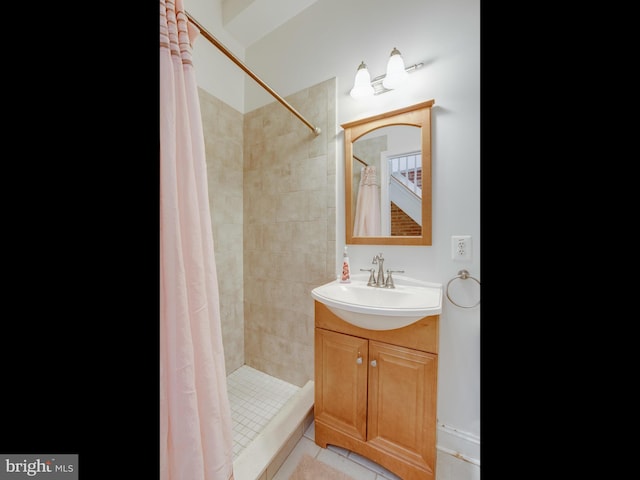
[353,155,369,167]
[185,11,321,136]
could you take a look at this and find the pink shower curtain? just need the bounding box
[353,165,381,236]
[160,1,234,479]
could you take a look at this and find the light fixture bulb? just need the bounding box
[382,47,409,90]
[350,61,374,98]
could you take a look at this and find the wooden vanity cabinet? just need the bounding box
[314,302,439,480]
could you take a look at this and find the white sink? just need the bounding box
[311,273,442,330]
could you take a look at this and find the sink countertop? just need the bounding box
[311,273,442,330]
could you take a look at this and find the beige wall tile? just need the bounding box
[199,87,244,374]
[198,79,336,385]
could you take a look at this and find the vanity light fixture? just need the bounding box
[383,47,409,89]
[349,61,375,98]
[349,48,423,99]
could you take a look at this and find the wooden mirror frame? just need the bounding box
[342,99,434,246]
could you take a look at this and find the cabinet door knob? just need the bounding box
[370,360,377,367]
[356,356,363,364]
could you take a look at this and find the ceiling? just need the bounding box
[222,0,319,48]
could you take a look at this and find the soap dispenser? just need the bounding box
[340,246,351,283]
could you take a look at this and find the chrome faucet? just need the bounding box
[360,268,377,286]
[372,253,385,287]
[384,269,405,289]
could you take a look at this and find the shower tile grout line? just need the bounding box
[227,365,300,461]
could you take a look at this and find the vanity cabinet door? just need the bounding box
[314,328,369,441]
[367,340,438,472]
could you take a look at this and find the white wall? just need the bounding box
[186,0,480,472]
[186,0,247,112]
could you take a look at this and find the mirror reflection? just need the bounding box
[351,125,422,237]
[343,100,434,246]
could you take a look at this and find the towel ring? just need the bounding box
[446,269,480,309]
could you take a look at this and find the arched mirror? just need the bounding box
[342,99,434,246]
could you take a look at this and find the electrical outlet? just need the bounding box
[452,235,472,261]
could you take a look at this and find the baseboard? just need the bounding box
[436,423,480,466]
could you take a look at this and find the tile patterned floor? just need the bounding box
[227,365,300,460]
[271,422,402,480]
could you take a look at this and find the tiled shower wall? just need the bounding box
[243,78,337,387]
[199,90,245,374]
[198,78,337,384]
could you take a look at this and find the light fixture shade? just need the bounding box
[350,61,374,98]
[382,47,409,90]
